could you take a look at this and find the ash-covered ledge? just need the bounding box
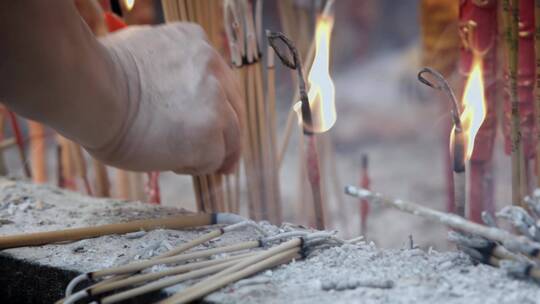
[0,178,260,303]
[0,178,539,304]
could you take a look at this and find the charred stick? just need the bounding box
[418,68,466,216]
[267,31,325,229]
[345,186,540,259]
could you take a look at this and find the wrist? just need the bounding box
[83,40,142,165]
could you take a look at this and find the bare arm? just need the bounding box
[0,1,243,174]
[0,0,127,150]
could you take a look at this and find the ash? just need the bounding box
[0,179,538,304]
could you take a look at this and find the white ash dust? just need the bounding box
[0,179,539,304]
[207,242,540,304]
[0,178,267,273]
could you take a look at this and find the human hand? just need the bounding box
[90,23,244,174]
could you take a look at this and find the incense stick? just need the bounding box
[162,0,227,213]
[92,159,110,197]
[92,240,260,278]
[0,111,8,175]
[28,120,47,183]
[7,111,31,178]
[359,154,370,235]
[100,258,243,304]
[535,0,540,188]
[222,0,282,222]
[417,67,466,216]
[0,213,215,250]
[502,0,523,205]
[159,238,302,304]
[57,135,77,190]
[267,31,326,229]
[345,186,540,258]
[69,141,92,196]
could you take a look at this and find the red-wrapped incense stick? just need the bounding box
[359,154,370,236]
[459,0,498,222]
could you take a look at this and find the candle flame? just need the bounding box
[124,0,135,11]
[454,59,486,160]
[305,15,336,133]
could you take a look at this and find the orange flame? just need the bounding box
[454,59,487,160]
[304,15,336,133]
[124,0,135,11]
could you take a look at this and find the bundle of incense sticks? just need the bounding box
[222,0,282,223]
[161,0,239,214]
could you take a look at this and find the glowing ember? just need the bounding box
[124,0,135,11]
[306,15,336,133]
[454,59,487,159]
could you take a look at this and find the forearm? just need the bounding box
[0,0,127,149]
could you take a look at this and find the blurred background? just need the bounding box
[1,0,515,249]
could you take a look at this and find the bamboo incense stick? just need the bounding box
[7,111,31,178]
[160,238,302,304]
[69,141,92,196]
[93,253,252,296]
[92,240,260,278]
[502,0,523,205]
[265,46,283,224]
[192,176,204,212]
[100,258,243,304]
[116,169,131,200]
[56,135,76,190]
[160,249,299,304]
[162,0,226,214]
[128,172,146,201]
[92,159,110,197]
[0,213,215,250]
[157,229,224,259]
[28,120,47,183]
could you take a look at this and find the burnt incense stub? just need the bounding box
[453,130,466,173]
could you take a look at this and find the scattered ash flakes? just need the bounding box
[209,242,540,304]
